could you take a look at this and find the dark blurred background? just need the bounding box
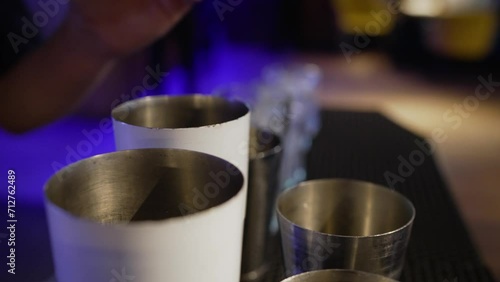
[0,0,499,281]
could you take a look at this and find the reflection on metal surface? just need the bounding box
[45,148,244,223]
[277,179,415,279]
[112,94,249,129]
[281,269,398,282]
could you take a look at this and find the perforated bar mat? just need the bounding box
[263,110,496,282]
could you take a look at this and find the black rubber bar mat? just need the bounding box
[265,110,496,282]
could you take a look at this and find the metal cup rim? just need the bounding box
[250,129,283,160]
[44,148,245,225]
[111,94,250,130]
[281,269,399,282]
[276,178,416,239]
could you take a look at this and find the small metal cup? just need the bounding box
[241,129,283,281]
[277,179,415,279]
[111,94,250,188]
[281,269,398,282]
[44,149,245,282]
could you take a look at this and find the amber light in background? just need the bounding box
[330,0,398,36]
[401,0,498,60]
[423,12,498,61]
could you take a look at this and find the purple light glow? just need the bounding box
[0,42,282,207]
[0,116,116,207]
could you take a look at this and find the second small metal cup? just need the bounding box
[277,179,415,279]
[241,129,283,281]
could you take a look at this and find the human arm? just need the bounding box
[0,0,194,133]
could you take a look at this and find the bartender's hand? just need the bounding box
[67,0,195,58]
[0,0,196,133]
